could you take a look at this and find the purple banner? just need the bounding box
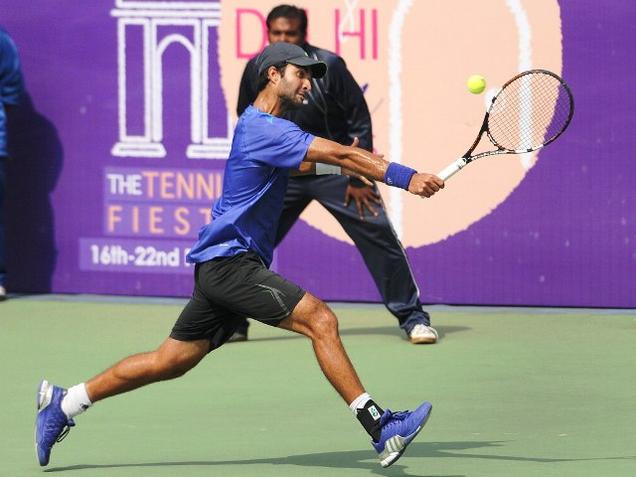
[2,1,635,307]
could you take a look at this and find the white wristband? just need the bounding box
[315,163,341,175]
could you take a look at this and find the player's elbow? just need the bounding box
[307,138,348,165]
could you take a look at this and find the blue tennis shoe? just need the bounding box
[372,401,432,467]
[35,380,75,466]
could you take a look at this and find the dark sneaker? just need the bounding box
[372,401,432,467]
[35,380,75,466]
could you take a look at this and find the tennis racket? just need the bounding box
[438,69,574,181]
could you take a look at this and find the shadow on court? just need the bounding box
[44,440,633,476]
[232,326,471,344]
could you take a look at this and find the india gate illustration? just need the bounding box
[111,0,232,159]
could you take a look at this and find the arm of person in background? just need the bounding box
[0,29,25,107]
[304,136,444,198]
[330,56,383,219]
[0,28,24,161]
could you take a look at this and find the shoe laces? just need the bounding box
[391,411,410,420]
[380,409,410,428]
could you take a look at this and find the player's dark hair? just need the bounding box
[257,62,288,92]
[266,5,308,35]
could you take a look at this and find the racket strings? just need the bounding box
[488,72,572,151]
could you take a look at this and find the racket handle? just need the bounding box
[437,158,468,181]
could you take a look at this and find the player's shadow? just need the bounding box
[238,325,471,344]
[5,92,63,293]
[45,440,633,475]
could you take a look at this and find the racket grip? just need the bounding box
[438,158,468,181]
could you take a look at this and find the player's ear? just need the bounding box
[267,65,281,85]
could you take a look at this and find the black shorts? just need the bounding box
[170,251,306,350]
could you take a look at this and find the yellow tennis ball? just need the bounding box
[467,74,486,94]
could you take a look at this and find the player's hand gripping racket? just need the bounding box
[438,69,574,180]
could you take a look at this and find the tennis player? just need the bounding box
[35,43,444,469]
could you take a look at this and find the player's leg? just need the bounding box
[85,283,242,401]
[84,337,210,402]
[277,292,433,467]
[219,253,433,466]
[35,266,237,466]
[216,253,380,425]
[35,336,211,466]
[228,176,312,342]
[278,292,364,403]
[308,176,436,343]
[235,261,385,440]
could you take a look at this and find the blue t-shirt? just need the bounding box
[187,105,315,267]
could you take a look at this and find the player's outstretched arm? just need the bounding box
[305,137,444,198]
[294,138,371,185]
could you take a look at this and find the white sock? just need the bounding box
[348,392,372,414]
[61,383,92,418]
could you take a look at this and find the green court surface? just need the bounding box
[1,297,635,477]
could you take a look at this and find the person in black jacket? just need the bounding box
[233,5,438,344]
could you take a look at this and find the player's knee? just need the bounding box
[307,303,339,339]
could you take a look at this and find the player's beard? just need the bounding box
[278,79,304,114]
[279,95,302,114]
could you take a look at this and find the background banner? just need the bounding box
[2,0,634,307]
